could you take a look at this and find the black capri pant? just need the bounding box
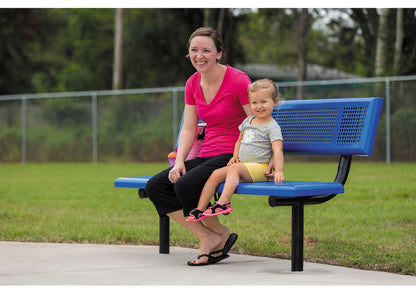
[145,153,233,217]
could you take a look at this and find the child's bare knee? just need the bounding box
[209,169,226,184]
[229,163,242,174]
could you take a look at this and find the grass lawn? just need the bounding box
[1,160,415,276]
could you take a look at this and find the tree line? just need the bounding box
[1,8,416,95]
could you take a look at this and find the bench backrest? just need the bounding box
[273,97,383,156]
[175,97,383,157]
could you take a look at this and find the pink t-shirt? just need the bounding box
[185,65,251,158]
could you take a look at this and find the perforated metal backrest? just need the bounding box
[273,97,384,155]
[175,97,383,156]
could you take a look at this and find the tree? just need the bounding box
[294,8,311,98]
[113,8,123,90]
[400,8,416,75]
[349,8,379,76]
[122,8,204,88]
[375,8,388,76]
[3,8,416,95]
[203,8,210,27]
[394,8,404,75]
[0,9,67,94]
[217,8,225,35]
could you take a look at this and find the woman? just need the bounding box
[145,27,252,266]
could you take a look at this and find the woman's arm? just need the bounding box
[169,104,198,183]
[229,104,250,165]
[242,104,252,116]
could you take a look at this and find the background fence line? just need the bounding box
[1,75,416,163]
[1,87,184,163]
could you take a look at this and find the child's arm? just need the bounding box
[271,140,284,183]
[265,154,275,178]
[228,131,243,166]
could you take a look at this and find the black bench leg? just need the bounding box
[159,215,170,254]
[291,203,304,271]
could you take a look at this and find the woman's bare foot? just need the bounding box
[189,231,222,265]
[204,220,230,257]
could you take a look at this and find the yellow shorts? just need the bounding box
[242,162,269,182]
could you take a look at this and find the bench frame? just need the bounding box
[115,97,383,271]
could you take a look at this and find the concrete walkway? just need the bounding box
[1,241,415,285]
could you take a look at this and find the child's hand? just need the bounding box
[227,157,239,166]
[274,170,285,183]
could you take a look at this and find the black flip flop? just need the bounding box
[187,254,211,266]
[187,233,238,266]
[208,253,230,264]
[209,233,238,264]
[187,253,229,266]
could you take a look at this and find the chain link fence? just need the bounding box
[1,75,415,163]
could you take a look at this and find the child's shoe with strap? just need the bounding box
[203,201,233,216]
[186,208,209,222]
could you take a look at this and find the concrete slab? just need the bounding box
[1,241,415,286]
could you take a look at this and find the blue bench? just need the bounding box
[114,97,384,271]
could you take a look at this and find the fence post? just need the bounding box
[21,96,27,163]
[172,89,178,149]
[92,92,98,163]
[385,79,391,164]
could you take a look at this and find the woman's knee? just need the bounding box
[173,175,192,196]
[173,172,208,204]
[144,171,170,200]
[144,176,157,200]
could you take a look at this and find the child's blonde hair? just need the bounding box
[248,79,279,102]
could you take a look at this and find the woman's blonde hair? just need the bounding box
[248,79,279,102]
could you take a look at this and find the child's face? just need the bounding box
[249,89,278,119]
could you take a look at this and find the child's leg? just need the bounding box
[186,167,229,222]
[196,166,229,210]
[203,163,252,217]
[217,163,252,204]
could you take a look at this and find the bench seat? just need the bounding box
[114,176,344,197]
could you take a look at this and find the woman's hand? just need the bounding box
[168,162,186,183]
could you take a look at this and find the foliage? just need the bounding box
[97,93,175,162]
[2,8,416,95]
[237,8,416,78]
[0,9,64,94]
[1,8,416,162]
[390,107,416,161]
[237,10,297,65]
[122,9,202,88]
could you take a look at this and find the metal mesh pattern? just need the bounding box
[337,106,367,143]
[265,98,382,155]
[274,108,339,143]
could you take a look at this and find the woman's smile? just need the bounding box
[189,36,222,72]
